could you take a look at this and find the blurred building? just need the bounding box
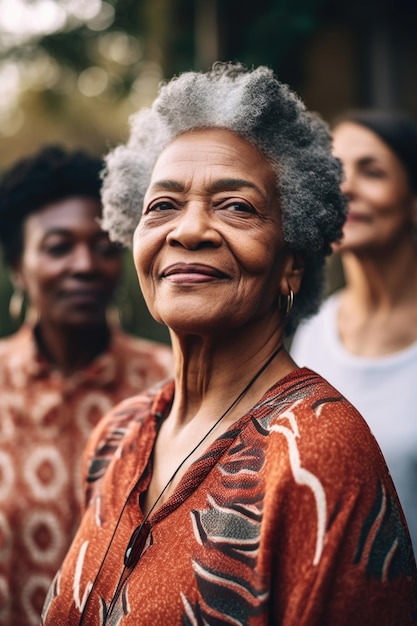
[193,0,417,119]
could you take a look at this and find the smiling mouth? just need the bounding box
[346,212,373,224]
[161,263,229,282]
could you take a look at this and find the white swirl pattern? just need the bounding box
[75,394,113,439]
[22,510,65,565]
[21,574,54,626]
[23,446,68,501]
[0,452,15,501]
[0,324,173,625]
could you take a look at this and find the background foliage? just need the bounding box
[0,0,416,341]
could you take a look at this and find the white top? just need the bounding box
[291,292,417,554]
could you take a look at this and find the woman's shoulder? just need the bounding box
[268,367,369,431]
[263,367,383,471]
[83,379,174,485]
[0,324,32,353]
[0,325,36,380]
[266,365,348,404]
[261,368,406,546]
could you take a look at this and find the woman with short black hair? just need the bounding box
[0,145,172,626]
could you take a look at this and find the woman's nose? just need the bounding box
[340,168,355,200]
[166,204,222,249]
[71,244,97,273]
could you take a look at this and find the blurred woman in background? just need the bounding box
[0,145,172,626]
[291,111,417,554]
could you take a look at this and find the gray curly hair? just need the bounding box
[101,62,346,334]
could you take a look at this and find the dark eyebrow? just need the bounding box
[357,156,382,166]
[210,178,262,194]
[41,228,109,241]
[42,228,71,238]
[149,177,267,199]
[148,180,184,192]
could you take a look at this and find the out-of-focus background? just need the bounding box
[0,0,416,342]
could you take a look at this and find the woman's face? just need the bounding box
[333,121,417,255]
[15,197,122,329]
[133,128,297,335]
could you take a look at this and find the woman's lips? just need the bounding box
[345,212,373,224]
[58,289,105,304]
[161,263,229,283]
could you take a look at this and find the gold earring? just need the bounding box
[278,289,294,317]
[9,287,25,323]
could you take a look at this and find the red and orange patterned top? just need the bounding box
[41,368,417,625]
[0,324,172,626]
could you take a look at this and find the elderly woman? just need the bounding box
[0,146,172,626]
[41,64,417,626]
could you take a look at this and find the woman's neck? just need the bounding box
[34,320,111,375]
[142,318,297,517]
[338,242,417,356]
[341,240,417,310]
[167,322,296,428]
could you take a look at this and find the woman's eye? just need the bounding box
[44,242,71,256]
[362,167,386,179]
[147,201,175,213]
[226,201,255,214]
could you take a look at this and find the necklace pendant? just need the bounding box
[124,520,152,568]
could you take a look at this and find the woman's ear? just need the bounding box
[279,251,304,296]
[8,262,27,323]
[10,262,26,292]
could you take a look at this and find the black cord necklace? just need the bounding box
[124,341,284,568]
[82,342,284,624]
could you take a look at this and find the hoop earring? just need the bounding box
[278,289,294,317]
[9,287,25,323]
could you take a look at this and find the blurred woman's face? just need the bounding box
[133,128,296,336]
[16,197,122,329]
[333,121,417,255]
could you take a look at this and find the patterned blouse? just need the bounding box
[41,369,417,625]
[0,324,172,626]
